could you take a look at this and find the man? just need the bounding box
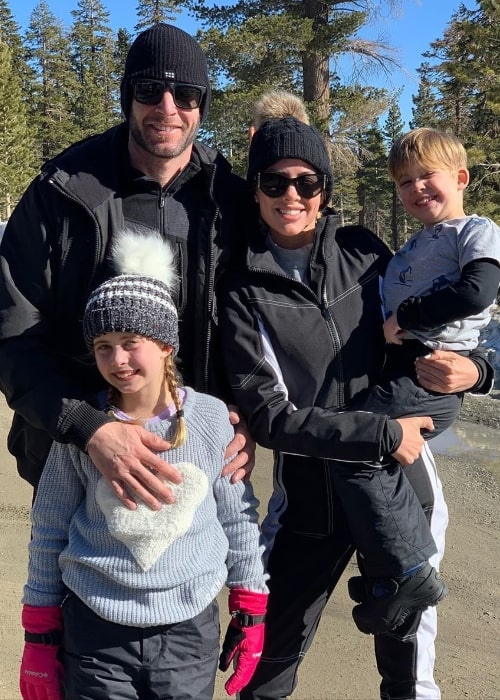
[0,23,252,509]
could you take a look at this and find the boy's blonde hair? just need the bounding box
[250,90,310,130]
[388,127,467,181]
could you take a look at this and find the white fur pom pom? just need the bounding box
[111,229,177,288]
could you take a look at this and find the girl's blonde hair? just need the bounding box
[388,127,467,181]
[164,354,187,448]
[107,352,187,448]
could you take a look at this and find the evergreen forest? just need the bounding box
[1,0,499,250]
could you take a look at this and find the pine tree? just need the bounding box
[0,0,27,75]
[24,1,81,161]
[113,27,134,120]
[193,0,401,142]
[412,0,500,219]
[382,101,406,249]
[355,125,391,241]
[134,0,184,33]
[0,0,36,107]
[410,65,442,129]
[0,39,36,219]
[69,0,118,137]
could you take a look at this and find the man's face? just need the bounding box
[129,85,201,161]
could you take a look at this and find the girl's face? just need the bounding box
[93,332,172,401]
[256,159,324,249]
[396,162,469,226]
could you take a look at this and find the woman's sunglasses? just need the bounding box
[132,79,206,110]
[257,172,325,199]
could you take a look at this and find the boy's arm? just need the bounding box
[396,259,500,331]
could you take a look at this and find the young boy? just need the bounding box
[19,230,268,700]
[351,128,500,444]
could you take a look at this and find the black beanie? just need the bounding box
[247,117,333,203]
[120,23,211,122]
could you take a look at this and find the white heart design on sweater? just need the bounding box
[96,462,209,571]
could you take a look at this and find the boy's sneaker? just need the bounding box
[350,562,448,635]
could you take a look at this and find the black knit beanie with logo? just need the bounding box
[120,23,211,122]
[247,117,333,203]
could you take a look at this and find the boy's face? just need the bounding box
[396,163,469,226]
[93,332,172,399]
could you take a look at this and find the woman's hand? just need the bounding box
[415,350,479,393]
[392,415,434,466]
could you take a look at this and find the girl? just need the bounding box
[19,230,268,700]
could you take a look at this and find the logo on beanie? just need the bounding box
[164,71,175,79]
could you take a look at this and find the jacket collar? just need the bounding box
[42,123,241,211]
[245,214,332,273]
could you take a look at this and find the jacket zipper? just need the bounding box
[250,264,345,406]
[202,163,218,391]
[320,283,345,409]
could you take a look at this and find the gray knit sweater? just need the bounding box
[23,388,268,627]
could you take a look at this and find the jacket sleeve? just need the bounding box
[466,345,496,395]
[0,177,112,451]
[220,282,400,463]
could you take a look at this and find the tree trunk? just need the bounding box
[391,183,398,250]
[302,0,330,129]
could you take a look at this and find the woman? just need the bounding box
[220,116,493,699]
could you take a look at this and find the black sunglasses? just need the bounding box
[132,79,206,110]
[257,172,325,199]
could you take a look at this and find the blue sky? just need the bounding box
[14,0,478,126]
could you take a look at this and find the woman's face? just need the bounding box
[256,159,324,249]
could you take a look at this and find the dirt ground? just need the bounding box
[0,394,499,700]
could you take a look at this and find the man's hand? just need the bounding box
[392,415,434,466]
[222,405,256,482]
[383,315,405,345]
[87,422,182,510]
[415,350,479,393]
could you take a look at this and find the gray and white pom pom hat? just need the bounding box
[83,230,179,352]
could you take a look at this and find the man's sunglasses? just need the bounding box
[257,172,325,199]
[132,79,206,110]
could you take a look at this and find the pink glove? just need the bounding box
[219,588,268,696]
[20,605,64,700]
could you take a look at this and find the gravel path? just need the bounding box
[459,388,500,429]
